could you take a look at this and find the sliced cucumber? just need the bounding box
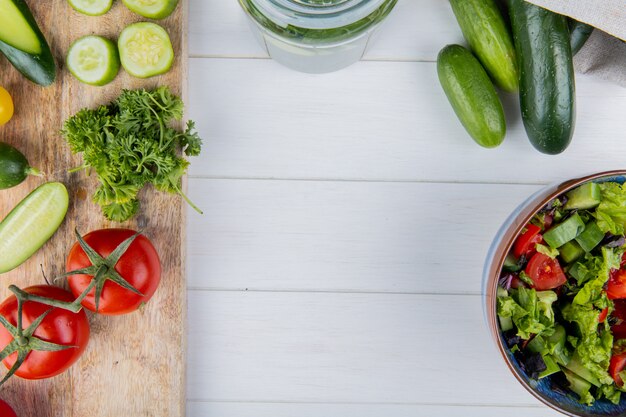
[68,0,113,16]
[0,182,68,274]
[67,35,120,86]
[122,0,179,19]
[118,22,174,78]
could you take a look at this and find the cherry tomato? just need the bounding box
[0,399,17,417]
[66,229,161,315]
[0,286,90,380]
[608,269,626,300]
[513,224,543,259]
[525,253,567,290]
[610,353,626,387]
[0,87,14,126]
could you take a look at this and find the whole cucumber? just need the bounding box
[449,0,518,92]
[0,142,41,189]
[508,0,575,155]
[569,18,594,56]
[437,44,506,149]
[0,0,56,86]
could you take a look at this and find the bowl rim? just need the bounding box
[486,169,626,417]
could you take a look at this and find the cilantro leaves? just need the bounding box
[61,86,202,222]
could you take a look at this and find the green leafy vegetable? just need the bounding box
[595,182,626,235]
[573,247,619,308]
[536,243,559,259]
[61,86,202,222]
[497,287,557,339]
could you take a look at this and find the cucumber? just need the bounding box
[0,182,68,274]
[68,0,113,16]
[118,22,174,78]
[448,0,518,92]
[569,18,594,56]
[575,221,604,252]
[559,240,584,263]
[0,0,56,86]
[122,0,179,19]
[507,0,575,155]
[0,142,42,189]
[437,44,506,149]
[67,35,120,86]
[562,367,593,400]
[543,213,585,248]
[564,182,601,210]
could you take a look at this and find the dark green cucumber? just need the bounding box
[437,44,506,148]
[0,142,41,190]
[569,18,594,56]
[0,0,56,86]
[449,0,518,92]
[507,0,575,155]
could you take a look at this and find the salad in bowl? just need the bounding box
[485,171,626,415]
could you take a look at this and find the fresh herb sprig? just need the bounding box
[61,86,202,222]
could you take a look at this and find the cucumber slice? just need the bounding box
[68,0,113,16]
[122,0,179,19]
[67,35,120,86]
[0,182,68,274]
[118,22,174,78]
[543,213,585,248]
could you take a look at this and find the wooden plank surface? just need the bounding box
[187,402,561,417]
[186,179,542,294]
[188,58,626,183]
[0,1,187,416]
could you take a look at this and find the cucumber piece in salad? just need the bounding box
[67,35,120,86]
[118,22,174,78]
[122,0,179,19]
[68,0,113,16]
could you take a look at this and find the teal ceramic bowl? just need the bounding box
[483,170,626,417]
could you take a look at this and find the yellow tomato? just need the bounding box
[0,86,14,126]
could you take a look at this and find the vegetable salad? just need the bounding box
[497,180,626,406]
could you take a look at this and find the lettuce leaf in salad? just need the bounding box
[536,243,559,259]
[595,182,626,235]
[497,287,557,339]
[562,303,615,394]
[573,247,620,308]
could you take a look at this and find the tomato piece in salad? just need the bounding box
[609,353,626,387]
[513,224,543,259]
[525,252,567,290]
[608,269,626,300]
[611,300,626,340]
[599,307,609,323]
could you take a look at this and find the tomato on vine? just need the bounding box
[66,229,161,315]
[0,285,90,382]
[0,399,17,417]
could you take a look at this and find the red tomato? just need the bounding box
[0,399,17,417]
[608,269,626,300]
[611,300,626,340]
[66,229,161,315]
[599,307,609,323]
[610,353,626,387]
[0,286,90,380]
[513,224,543,259]
[525,253,567,290]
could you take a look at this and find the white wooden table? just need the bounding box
[184,1,626,416]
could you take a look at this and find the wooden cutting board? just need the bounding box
[0,1,188,416]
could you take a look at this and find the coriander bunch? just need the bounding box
[61,86,202,222]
